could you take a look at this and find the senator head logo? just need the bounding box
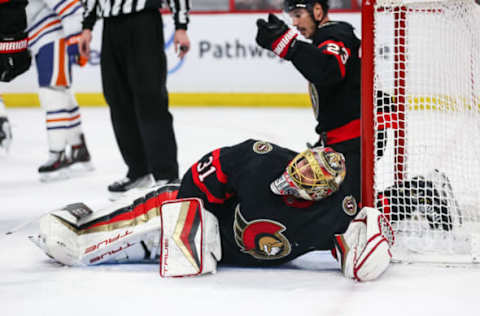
[233,205,291,260]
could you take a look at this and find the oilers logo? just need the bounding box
[233,205,291,260]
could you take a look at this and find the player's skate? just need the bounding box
[38,150,71,182]
[0,116,12,153]
[107,174,156,201]
[68,134,94,175]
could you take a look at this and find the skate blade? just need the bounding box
[39,169,70,183]
[69,161,95,174]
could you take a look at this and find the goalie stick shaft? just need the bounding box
[2,213,46,238]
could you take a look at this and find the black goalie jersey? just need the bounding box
[177,139,358,266]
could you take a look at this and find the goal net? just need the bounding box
[361,0,480,263]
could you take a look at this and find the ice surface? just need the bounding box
[1,107,479,316]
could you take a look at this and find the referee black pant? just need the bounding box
[101,9,178,181]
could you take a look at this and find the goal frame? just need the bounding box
[360,0,480,264]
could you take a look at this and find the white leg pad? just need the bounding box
[30,191,164,266]
[160,198,222,277]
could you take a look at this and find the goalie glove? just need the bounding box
[0,31,31,82]
[333,207,395,282]
[255,14,298,60]
[160,198,222,277]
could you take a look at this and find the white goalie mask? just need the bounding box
[271,147,346,201]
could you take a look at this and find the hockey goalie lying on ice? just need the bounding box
[29,139,452,281]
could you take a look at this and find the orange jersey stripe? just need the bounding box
[46,114,81,123]
[55,39,67,86]
[58,0,80,16]
[28,20,61,42]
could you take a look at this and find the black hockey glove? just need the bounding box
[255,13,298,60]
[0,32,31,82]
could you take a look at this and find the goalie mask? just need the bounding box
[271,147,346,201]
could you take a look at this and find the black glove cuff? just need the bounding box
[0,31,29,53]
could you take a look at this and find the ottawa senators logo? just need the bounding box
[342,195,358,216]
[252,141,273,154]
[233,205,291,260]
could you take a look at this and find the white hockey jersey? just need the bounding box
[26,0,83,54]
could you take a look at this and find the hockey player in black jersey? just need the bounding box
[30,140,396,282]
[255,0,362,203]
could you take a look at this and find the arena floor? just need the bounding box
[1,107,478,316]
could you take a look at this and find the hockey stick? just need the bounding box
[2,202,92,238]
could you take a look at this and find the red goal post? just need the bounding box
[361,0,480,263]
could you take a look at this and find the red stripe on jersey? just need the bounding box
[191,162,227,204]
[0,0,11,3]
[211,149,228,183]
[325,119,360,145]
[318,40,351,79]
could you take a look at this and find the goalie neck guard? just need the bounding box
[271,147,346,201]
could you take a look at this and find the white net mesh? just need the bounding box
[372,0,480,263]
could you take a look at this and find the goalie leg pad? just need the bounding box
[160,198,222,277]
[29,188,173,266]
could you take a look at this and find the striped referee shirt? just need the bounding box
[81,0,190,30]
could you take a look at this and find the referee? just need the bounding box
[78,0,191,195]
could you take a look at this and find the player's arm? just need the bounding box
[167,0,191,31]
[255,14,352,85]
[166,0,191,58]
[43,0,89,66]
[0,0,31,82]
[333,207,395,281]
[177,147,235,212]
[80,0,98,31]
[44,0,84,37]
[290,39,352,85]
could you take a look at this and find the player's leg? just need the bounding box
[30,184,179,266]
[101,17,153,196]
[125,11,179,184]
[65,37,93,173]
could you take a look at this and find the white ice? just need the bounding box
[1,107,479,316]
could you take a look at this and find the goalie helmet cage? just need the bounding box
[361,0,480,263]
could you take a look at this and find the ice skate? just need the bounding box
[0,116,12,153]
[108,174,156,201]
[68,134,94,175]
[38,150,71,182]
